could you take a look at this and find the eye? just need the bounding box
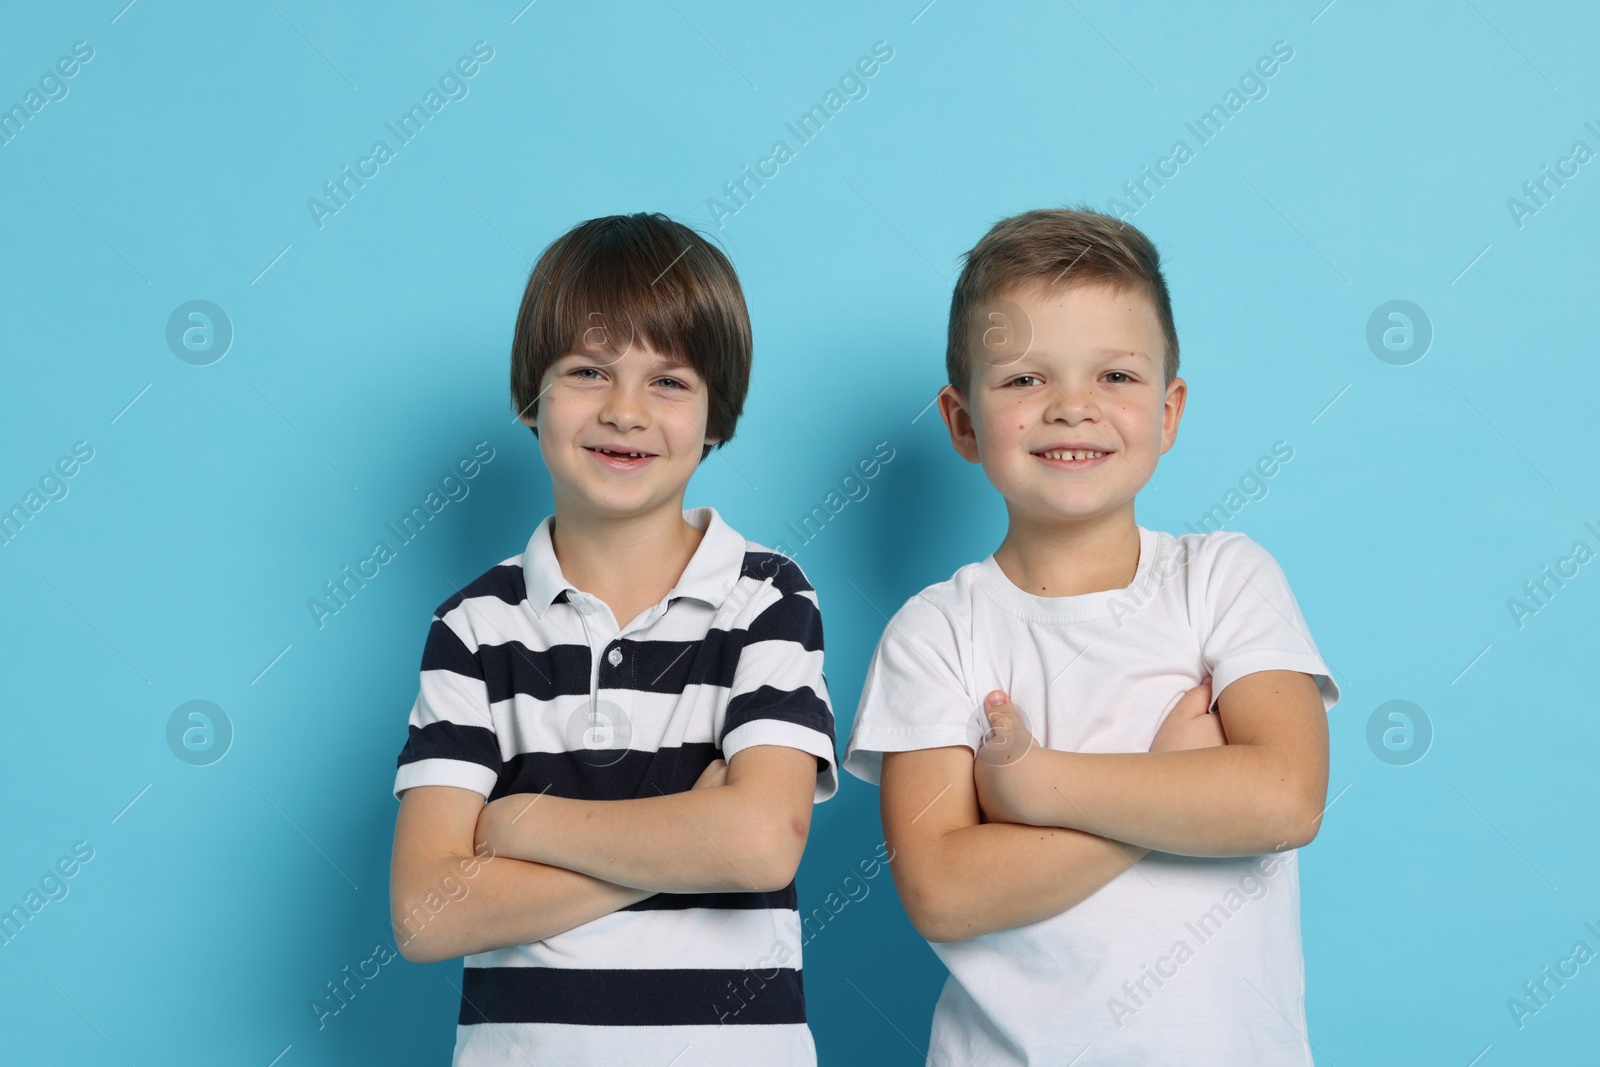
[570,366,603,380]
[1005,374,1041,388]
[1103,371,1135,384]
[657,376,687,390]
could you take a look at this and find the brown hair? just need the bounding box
[946,206,1179,393]
[509,212,751,461]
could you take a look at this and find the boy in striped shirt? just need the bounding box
[389,213,837,1065]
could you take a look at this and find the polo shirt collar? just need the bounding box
[523,506,746,619]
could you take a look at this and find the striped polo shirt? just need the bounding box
[393,505,838,1066]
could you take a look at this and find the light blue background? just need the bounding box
[3,1,1596,1063]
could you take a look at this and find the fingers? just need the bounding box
[1151,677,1220,752]
[979,691,1034,765]
[1172,677,1214,715]
[692,757,728,790]
[984,690,1017,728]
[983,692,1028,743]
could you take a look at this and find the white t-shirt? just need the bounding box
[843,527,1339,1066]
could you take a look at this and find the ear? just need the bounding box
[1158,376,1187,455]
[937,384,982,464]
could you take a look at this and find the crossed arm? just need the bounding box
[389,744,818,963]
[473,744,817,894]
[880,670,1329,943]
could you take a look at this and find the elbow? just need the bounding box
[1267,788,1325,851]
[391,918,439,964]
[879,839,972,943]
[913,915,960,944]
[742,818,809,894]
[390,890,453,964]
[1272,821,1317,851]
[895,876,964,943]
[1282,809,1321,849]
[910,905,968,944]
[395,935,439,965]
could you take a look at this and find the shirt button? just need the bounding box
[607,647,623,667]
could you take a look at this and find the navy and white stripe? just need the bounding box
[394,506,836,1066]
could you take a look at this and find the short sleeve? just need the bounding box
[720,566,839,803]
[1199,533,1340,713]
[842,594,983,787]
[392,603,504,801]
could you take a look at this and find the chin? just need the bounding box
[589,487,661,509]
[1021,494,1129,523]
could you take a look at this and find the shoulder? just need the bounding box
[696,504,817,607]
[1159,529,1306,632]
[726,544,833,663]
[877,562,986,648]
[854,567,987,701]
[903,564,981,619]
[737,541,817,600]
[429,554,526,625]
[1163,528,1281,583]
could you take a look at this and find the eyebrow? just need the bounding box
[559,350,699,373]
[988,347,1156,371]
[1090,347,1155,364]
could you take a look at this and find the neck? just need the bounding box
[548,492,704,605]
[992,502,1140,597]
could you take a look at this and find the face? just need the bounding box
[937,280,1185,526]
[521,337,715,521]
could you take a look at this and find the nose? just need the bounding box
[599,376,650,432]
[1043,377,1100,423]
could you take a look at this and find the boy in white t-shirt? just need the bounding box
[843,207,1339,1065]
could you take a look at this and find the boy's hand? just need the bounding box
[473,790,549,857]
[1149,677,1224,753]
[973,691,1040,824]
[691,757,728,790]
[473,795,508,856]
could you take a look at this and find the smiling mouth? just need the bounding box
[1035,449,1109,461]
[585,446,657,459]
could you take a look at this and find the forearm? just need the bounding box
[900,822,1148,942]
[485,786,794,894]
[393,850,651,964]
[1008,746,1315,855]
